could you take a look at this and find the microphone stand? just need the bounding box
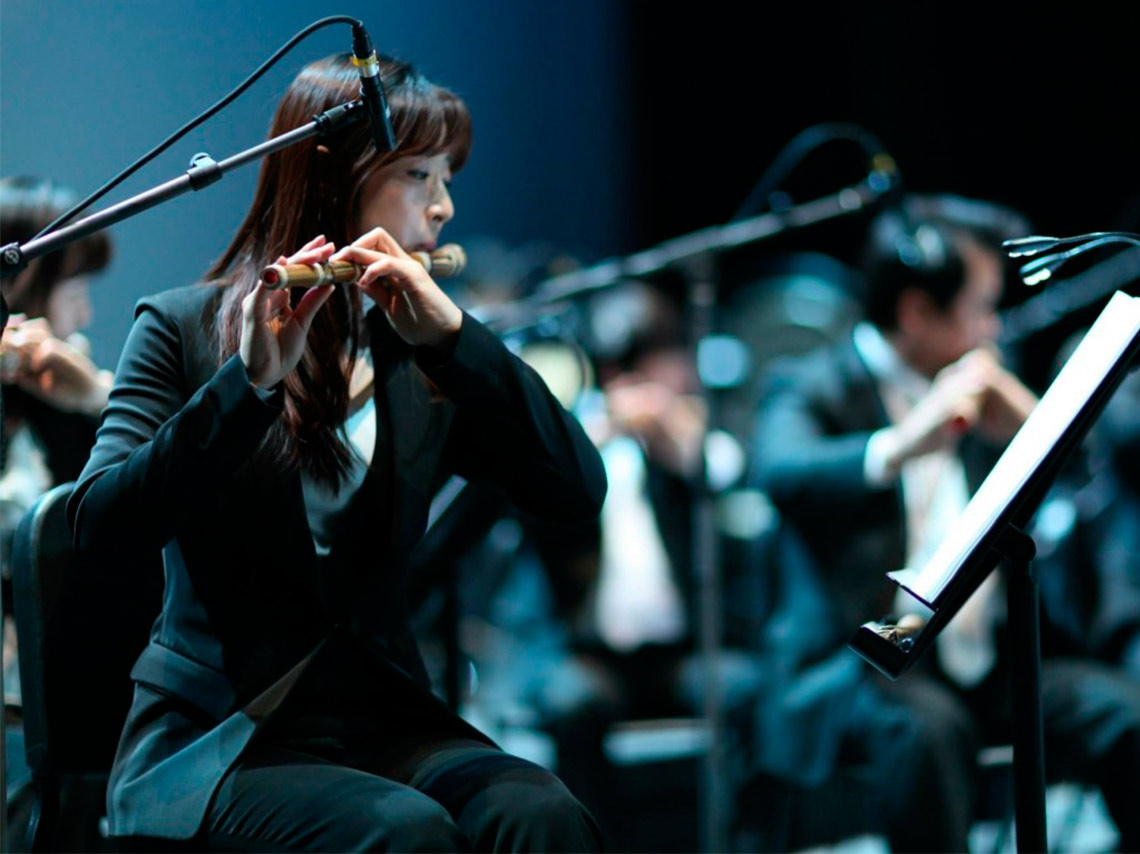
[511,171,890,313]
[487,167,894,853]
[1,99,369,279]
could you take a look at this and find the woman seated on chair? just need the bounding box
[67,53,607,851]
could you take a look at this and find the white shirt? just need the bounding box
[853,322,998,686]
[593,435,686,652]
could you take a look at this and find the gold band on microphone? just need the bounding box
[350,50,381,78]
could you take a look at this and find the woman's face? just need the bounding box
[45,275,93,339]
[355,152,454,251]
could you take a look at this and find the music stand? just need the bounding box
[849,290,1140,853]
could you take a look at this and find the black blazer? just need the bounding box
[0,386,99,484]
[67,284,606,839]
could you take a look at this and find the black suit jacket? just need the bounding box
[0,386,99,484]
[67,284,606,839]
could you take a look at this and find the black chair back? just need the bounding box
[11,482,162,851]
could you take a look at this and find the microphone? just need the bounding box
[731,123,897,222]
[1003,231,1140,285]
[262,243,467,289]
[351,22,397,152]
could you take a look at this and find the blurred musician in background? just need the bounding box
[747,198,1140,851]
[1048,206,1140,679]
[456,280,757,849]
[1088,368,1140,678]
[1,175,113,705]
[535,286,705,840]
[66,54,605,851]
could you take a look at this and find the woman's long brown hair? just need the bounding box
[210,54,471,490]
[1,175,112,318]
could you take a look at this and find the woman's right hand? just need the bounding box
[1,315,50,382]
[240,235,337,388]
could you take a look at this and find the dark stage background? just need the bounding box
[2,0,1138,371]
[629,4,1140,244]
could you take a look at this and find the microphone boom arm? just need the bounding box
[492,166,895,326]
[1,99,368,279]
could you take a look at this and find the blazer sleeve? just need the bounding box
[418,312,606,521]
[67,296,283,560]
[751,351,885,518]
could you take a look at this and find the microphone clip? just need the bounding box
[351,22,398,152]
[312,99,369,138]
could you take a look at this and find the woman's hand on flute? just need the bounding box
[240,235,337,389]
[330,228,463,349]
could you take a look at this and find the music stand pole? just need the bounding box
[997,525,1048,853]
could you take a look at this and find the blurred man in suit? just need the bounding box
[747,199,1140,851]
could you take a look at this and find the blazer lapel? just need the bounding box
[365,309,441,537]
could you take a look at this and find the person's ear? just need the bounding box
[313,144,337,208]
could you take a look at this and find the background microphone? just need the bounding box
[1003,231,1140,286]
[262,244,467,289]
[351,22,397,152]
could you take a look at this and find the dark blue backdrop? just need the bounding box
[1,0,634,367]
[5,2,1139,370]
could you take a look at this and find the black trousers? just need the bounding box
[1036,658,1140,852]
[202,636,602,852]
[730,655,1140,853]
[203,735,601,852]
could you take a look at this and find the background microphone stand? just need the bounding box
[487,160,896,852]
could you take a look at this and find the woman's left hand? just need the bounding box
[330,228,463,349]
[2,316,111,415]
[19,336,113,415]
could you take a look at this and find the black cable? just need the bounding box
[32,15,361,241]
[731,122,890,223]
